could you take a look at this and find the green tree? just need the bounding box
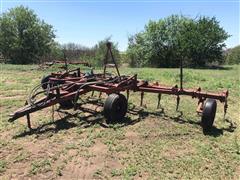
[0,6,55,64]
[180,16,229,66]
[62,43,91,61]
[92,37,120,67]
[127,32,149,67]
[226,45,240,64]
[40,42,64,62]
[127,15,229,67]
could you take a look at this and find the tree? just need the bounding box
[92,37,120,67]
[58,37,120,67]
[0,6,55,64]
[127,32,149,67]
[226,45,240,64]
[62,43,92,61]
[127,15,229,67]
[180,16,229,66]
[40,42,64,62]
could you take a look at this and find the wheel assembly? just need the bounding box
[103,93,128,124]
[201,98,217,131]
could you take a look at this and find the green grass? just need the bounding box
[29,159,52,175]
[0,64,239,179]
[0,161,7,173]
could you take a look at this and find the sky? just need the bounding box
[0,0,239,51]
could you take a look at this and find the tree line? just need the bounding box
[0,6,239,67]
[0,6,120,66]
[41,39,120,67]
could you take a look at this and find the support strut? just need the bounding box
[140,91,144,106]
[157,93,161,109]
[224,100,228,118]
[25,101,32,130]
[176,95,180,111]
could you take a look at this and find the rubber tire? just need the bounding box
[201,98,217,131]
[104,93,128,124]
[41,75,54,90]
[59,100,74,109]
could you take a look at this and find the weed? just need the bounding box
[123,165,138,178]
[56,165,64,176]
[93,169,103,178]
[0,160,7,173]
[111,169,122,177]
[29,159,52,175]
[79,138,95,148]
[13,151,29,163]
[65,143,79,150]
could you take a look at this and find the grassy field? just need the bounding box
[0,64,239,179]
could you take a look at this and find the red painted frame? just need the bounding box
[9,67,228,129]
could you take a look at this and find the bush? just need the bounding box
[226,45,240,64]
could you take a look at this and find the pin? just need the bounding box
[25,101,32,130]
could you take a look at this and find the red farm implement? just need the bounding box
[9,42,229,132]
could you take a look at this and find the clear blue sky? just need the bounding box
[1,0,239,51]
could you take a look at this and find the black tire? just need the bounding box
[59,100,74,109]
[104,93,128,124]
[41,75,54,90]
[201,98,217,131]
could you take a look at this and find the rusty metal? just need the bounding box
[9,42,229,132]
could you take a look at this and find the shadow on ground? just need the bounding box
[13,102,236,139]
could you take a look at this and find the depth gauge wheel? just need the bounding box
[201,98,217,131]
[104,93,128,124]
